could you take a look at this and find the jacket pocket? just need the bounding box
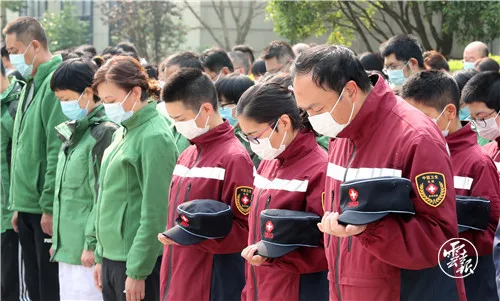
[62,152,89,189]
[118,202,128,240]
[339,276,397,301]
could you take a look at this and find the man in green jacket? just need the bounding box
[3,17,66,300]
[1,61,26,301]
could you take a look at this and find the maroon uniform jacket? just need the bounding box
[160,121,254,301]
[324,75,466,301]
[242,130,329,301]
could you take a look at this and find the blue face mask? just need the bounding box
[387,69,407,87]
[9,41,37,79]
[463,61,475,70]
[459,106,470,121]
[219,107,237,126]
[60,93,89,120]
[103,91,135,124]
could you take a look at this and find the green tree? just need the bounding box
[266,1,500,56]
[101,0,186,64]
[41,4,89,52]
[1,1,26,31]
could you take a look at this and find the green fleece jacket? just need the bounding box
[95,102,178,280]
[1,77,24,233]
[9,55,66,215]
[51,105,118,265]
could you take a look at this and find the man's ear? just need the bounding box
[409,58,420,71]
[222,67,231,75]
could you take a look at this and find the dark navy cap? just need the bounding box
[456,196,490,233]
[255,209,322,258]
[338,176,415,225]
[162,199,233,245]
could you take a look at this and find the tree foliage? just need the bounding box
[1,1,27,32]
[266,1,500,56]
[101,0,186,63]
[41,4,89,52]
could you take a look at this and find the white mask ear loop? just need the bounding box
[445,120,451,132]
[329,89,345,115]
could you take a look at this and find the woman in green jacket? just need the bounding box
[92,56,179,301]
[50,57,118,300]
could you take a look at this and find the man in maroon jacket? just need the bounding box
[157,68,254,301]
[402,70,500,301]
[292,45,466,301]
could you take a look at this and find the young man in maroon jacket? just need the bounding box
[292,45,466,301]
[402,70,500,301]
[157,68,254,301]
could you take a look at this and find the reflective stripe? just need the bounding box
[454,176,474,190]
[173,164,226,180]
[253,173,308,192]
[327,163,402,182]
[495,162,500,172]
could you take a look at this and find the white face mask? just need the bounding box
[432,107,451,137]
[250,122,287,160]
[174,107,210,140]
[477,112,500,141]
[308,88,354,138]
[103,91,134,124]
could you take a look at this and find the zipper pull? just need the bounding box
[264,195,271,209]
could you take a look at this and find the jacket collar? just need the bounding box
[338,74,397,146]
[276,129,318,167]
[1,77,23,104]
[56,104,108,145]
[445,123,477,155]
[122,101,158,133]
[190,120,234,147]
[32,55,62,86]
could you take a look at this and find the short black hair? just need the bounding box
[1,43,9,59]
[228,51,250,74]
[358,52,384,71]
[453,69,479,95]
[116,41,139,58]
[165,51,204,71]
[232,45,255,63]
[74,44,97,58]
[381,34,424,68]
[145,64,158,80]
[2,17,48,49]
[251,59,266,76]
[462,72,500,112]
[292,45,372,94]
[200,48,234,73]
[50,58,100,102]
[476,57,500,73]
[401,70,460,112]
[215,74,254,105]
[1,60,5,77]
[262,40,295,64]
[237,81,302,131]
[161,68,218,111]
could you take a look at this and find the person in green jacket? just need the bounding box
[3,16,66,300]
[92,56,179,301]
[1,61,27,301]
[214,74,261,166]
[49,58,118,300]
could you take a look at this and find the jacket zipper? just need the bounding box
[335,141,357,301]
[51,148,70,260]
[264,195,271,210]
[251,191,266,301]
[164,148,203,301]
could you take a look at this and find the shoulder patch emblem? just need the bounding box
[415,172,446,207]
[235,186,253,215]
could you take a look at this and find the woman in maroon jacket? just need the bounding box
[238,76,329,301]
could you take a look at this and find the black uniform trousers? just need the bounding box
[102,256,161,301]
[18,212,59,301]
[1,229,19,301]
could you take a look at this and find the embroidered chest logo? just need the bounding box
[264,221,274,239]
[348,188,359,208]
[179,214,189,227]
[416,172,446,207]
[235,186,253,215]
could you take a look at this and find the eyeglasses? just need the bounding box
[241,120,278,144]
[382,61,408,74]
[469,110,498,128]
